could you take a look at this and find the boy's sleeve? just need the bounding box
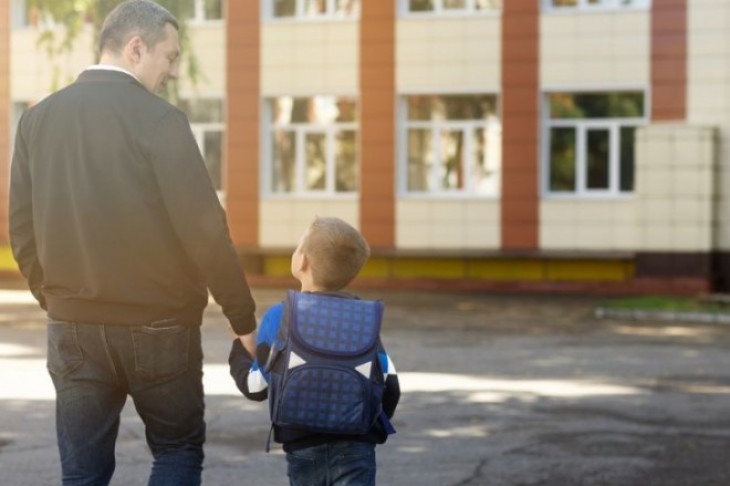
[228,303,284,402]
[378,341,401,419]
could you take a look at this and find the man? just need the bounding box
[9,1,256,485]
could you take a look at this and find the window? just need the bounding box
[543,0,650,11]
[402,94,501,196]
[543,91,645,197]
[179,98,225,191]
[267,0,360,20]
[11,101,31,152]
[267,96,358,196]
[190,0,223,23]
[403,0,500,15]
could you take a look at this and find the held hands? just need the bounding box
[234,329,257,357]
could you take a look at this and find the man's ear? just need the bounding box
[124,36,145,64]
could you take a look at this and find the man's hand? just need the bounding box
[238,331,257,357]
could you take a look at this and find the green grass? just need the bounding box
[602,295,728,314]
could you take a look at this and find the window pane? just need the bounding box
[620,126,636,192]
[179,99,223,123]
[274,0,296,17]
[203,130,223,190]
[335,130,358,192]
[305,133,327,191]
[408,95,498,121]
[444,0,467,9]
[549,127,576,192]
[408,129,433,191]
[205,0,222,19]
[472,127,500,195]
[335,0,360,16]
[273,96,357,124]
[409,0,434,11]
[586,129,610,190]
[304,0,327,16]
[475,0,501,9]
[549,92,644,119]
[272,131,296,192]
[439,129,465,190]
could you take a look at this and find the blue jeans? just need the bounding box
[286,441,376,486]
[47,319,206,486]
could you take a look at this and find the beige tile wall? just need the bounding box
[178,24,225,98]
[540,11,650,86]
[261,22,358,95]
[396,17,500,92]
[687,0,730,250]
[11,24,225,102]
[540,200,639,251]
[541,124,715,253]
[11,27,94,101]
[259,199,359,248]
[634,124,716,252]
[396,200,500,250]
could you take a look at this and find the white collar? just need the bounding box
[84,64,139,82]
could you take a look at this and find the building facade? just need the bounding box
[2,0,728,293]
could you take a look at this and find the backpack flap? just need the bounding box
[290,291,383,357]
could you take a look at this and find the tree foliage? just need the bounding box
[27,0,200,98]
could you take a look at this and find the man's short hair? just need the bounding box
[99,0,179,55]
[302,217,370,291]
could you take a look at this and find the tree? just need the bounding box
[27,0,200,99]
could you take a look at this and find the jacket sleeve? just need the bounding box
[147,109,256,335]
[378,342,401,419]
[8,113,46,310]
[228,303,283,401]
[228,338,269,402]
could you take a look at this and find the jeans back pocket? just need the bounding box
[132,323,190,381]
[47,321,84,377]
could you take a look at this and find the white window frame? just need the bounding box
[190,122,225,197]
[399,0,501,17]
[541,0,651,13]
[189,0,224,25]
[398,95,501,199]
[263,100,359,199]
[541,91,647,200]
[262,0,360,23]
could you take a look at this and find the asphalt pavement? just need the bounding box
[1,285,729,485]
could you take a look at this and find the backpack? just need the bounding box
[264,290,393,449]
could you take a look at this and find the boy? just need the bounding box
[229,217,400,486]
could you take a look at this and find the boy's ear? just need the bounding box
[299,253,310,272]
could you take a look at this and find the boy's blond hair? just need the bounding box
[301,217,370,291]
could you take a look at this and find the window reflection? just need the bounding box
[180,98,225,192]
[545,92,645,196]
[274,0,297,17]
[407,0,500,12]
[549,127,576,192]
[271,0,360,19]
[405,94,500,196]
[305,133,327,190]
[272,131,297,192]
[270,96,358,195]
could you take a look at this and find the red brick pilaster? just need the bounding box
[0,0,10,243]
[501,2,539,250]
[359,0,395,249]
[651,0,687,121]
[225,1,260,247]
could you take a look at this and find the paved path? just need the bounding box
[1,287,729,485]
